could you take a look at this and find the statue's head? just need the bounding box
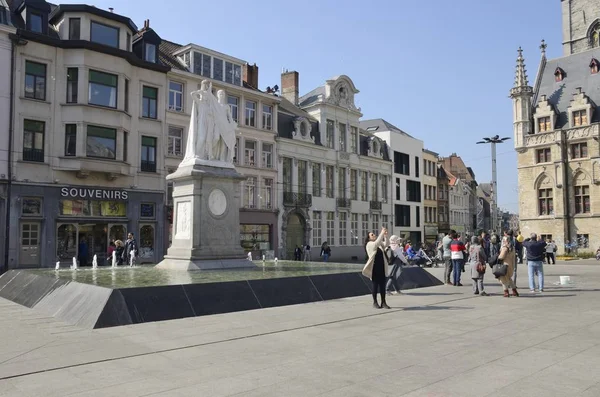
[217,90,226,105]
[200,80,211,91]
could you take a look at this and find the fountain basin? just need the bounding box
[0,262,441,329]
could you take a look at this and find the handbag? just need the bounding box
[476,263,486,274]
[492,263,508,278]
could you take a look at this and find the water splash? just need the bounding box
[55,261,60,270]
[92,254,98,269]
[71,257,78,270]
[112,250,117,268]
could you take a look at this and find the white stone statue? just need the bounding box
[182,80,237,168]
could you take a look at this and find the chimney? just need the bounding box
[143,19,150,29]
[281,70,299,105]
[242,63,259,89]
[109,7,114,13]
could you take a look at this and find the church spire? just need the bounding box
[514,47,529,88]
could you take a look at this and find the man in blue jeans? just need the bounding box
[450,234,467,286]
[522,233,547,292]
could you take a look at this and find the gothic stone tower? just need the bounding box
[562,0,600,55]
[513,2,600,253]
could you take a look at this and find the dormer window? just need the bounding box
[554,67,566,82]
[90,21,119,48]
[538,116,551,132]
[145,43,156,63]
[573,109,588,126]
[68,18,80,40]
[28,11,43,33]
[591,58,599,74]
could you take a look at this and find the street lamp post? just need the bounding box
[476,135,510,234]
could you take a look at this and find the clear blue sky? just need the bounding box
[62,0,564,213]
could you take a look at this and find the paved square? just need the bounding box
[1,261,600,396]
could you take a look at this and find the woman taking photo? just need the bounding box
[363,227,390,309]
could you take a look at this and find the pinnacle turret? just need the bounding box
[514,47,529,88]
[510,47,533,99]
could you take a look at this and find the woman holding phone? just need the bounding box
[363,227,390,309]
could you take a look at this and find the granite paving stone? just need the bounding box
[0,261,600,396]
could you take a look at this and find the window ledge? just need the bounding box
[20,96,50,105]
[17,159,46,165]
[61,102,131,117]
[166,154,183,159]
[167,109,186,115]
[573,213,592,218]
[139,117,162,123]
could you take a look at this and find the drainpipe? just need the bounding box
[561,131,571,252]
[4,34,27,274]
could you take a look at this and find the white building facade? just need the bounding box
[277,72,393,261]
[6,2,169,268]
[159,41,280,256]
[449,178,472,236]
[0,1,15,270]
[362,119,424,244]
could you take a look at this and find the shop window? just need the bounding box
[140,203,155,219]
[56,224,77,260]
[22,197,42,216]
[59,200,126,217]
[139,225,155,261]
[240,224,270,252]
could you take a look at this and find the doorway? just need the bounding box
[20,222,40,267]
[286,213,305,260]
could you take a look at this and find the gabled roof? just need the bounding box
[359,118,415,138]
[535,47,600,128]
[49,4,138,33]
[278,96,317,121]
[298,86,324,107]
[159,39,187,71]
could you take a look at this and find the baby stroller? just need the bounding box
[408,248,434,268]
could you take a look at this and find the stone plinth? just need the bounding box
[156,164,254,270]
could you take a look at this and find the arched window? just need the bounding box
[592,23,600,48]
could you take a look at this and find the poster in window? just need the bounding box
[22,198,42,215]
[140,203,155,218]
[101,201,126,216]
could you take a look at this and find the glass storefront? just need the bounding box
[240,224,271,253]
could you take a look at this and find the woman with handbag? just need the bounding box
[363,227,390,309]
[469,236,488,296]
[495,235,518,298]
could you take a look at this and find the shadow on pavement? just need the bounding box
[402,305,472,311]
[403,292,463,296]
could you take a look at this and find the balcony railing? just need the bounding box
[23,148,44,162]
[336,197,351,208]
[283,192,312,207]
[370,200,382,210]
[141,160,157,173]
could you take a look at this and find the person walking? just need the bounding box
[468,236,488,296]
[442,231,454,285]
[545,239,556,264]
[363,227,390,309]
[303,244,311,262]
[496,235,518,297]
[123,233,138,266]
[386,235,409,295]
[523,233,547,293]
[450,233,467,286]
[515,231,524,264]
[78,236,89,267]
[320,242,331,262]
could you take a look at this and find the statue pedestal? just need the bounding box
[156,164,254,270]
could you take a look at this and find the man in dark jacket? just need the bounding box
[123,233,138,266]
[522,233,546,293]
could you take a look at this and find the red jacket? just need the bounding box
[450,239,466,260]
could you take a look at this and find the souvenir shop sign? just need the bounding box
[61,187,129,201]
